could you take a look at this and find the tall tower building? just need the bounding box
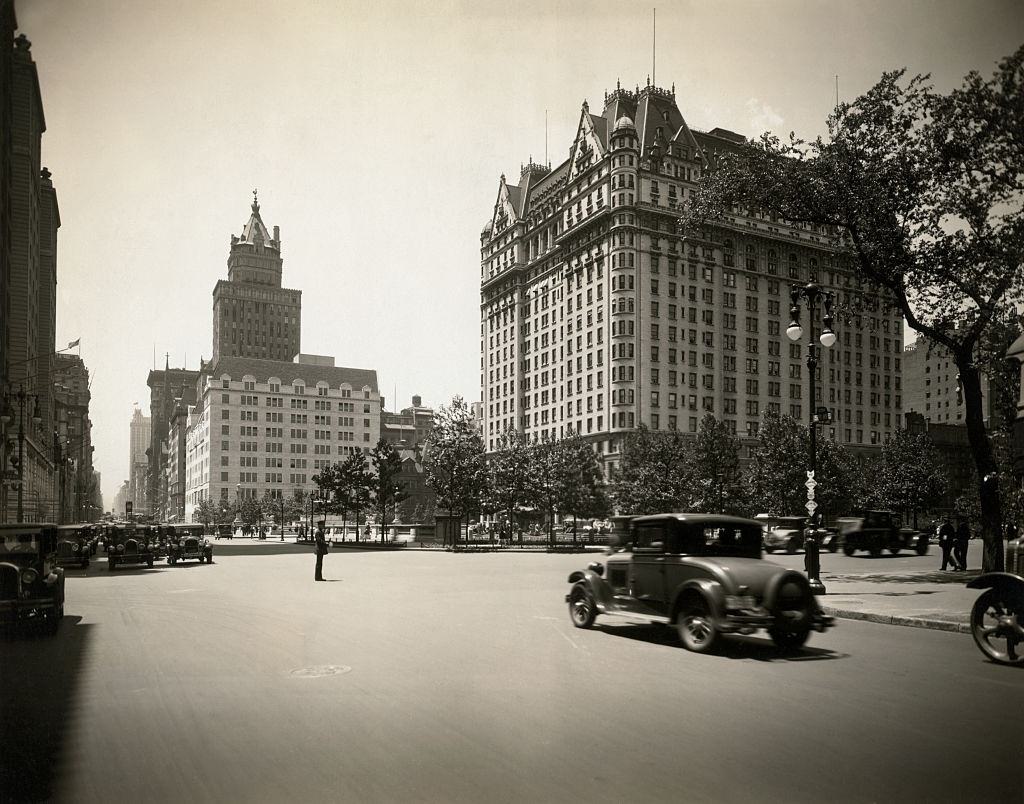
[480,80,903,477]
[212,193,301,363]
[128,406,150,513]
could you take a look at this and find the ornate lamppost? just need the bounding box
[1,386,42,524]
[786,283,837,595]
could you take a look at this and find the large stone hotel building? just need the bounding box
[480,81,903,475]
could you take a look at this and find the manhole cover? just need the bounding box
[289,664,352,678]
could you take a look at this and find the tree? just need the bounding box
[875,430,949,526]
[687,414,745,514]
[529,434,565,546]
[612,426,690,515]
[315,453,372,541]
[369,439,408,541]
[683,48,1024,570]
[194,497,218,529]
[485,425,537,536]
[238,497,262,531]
[554,428,609,544]
[423,396,486,548]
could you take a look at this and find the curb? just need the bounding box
[821,606,971,634]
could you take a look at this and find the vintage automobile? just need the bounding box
[0,523,66,634]
[106,525,155,570]
[837,510,928,557]
[566,514,834,653]
[967,572,1023,665]
[55,523,93,569]
[757,515,841,554]
[166,524,213,565]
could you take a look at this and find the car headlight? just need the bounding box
[72,543,80,552]
[203,539,210,547]
[587,561,604,576]
[21,568,38,585]
[117,544,125,553]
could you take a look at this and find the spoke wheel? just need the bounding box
[568,584,596,629]
[676,600,720,654]
[971,589,1024,666]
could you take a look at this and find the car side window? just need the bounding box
[633,525,666,553]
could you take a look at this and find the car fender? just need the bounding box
[669,579,724,623]
[567,569,616,612]
[967,572,1024,597]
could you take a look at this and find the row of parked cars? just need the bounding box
[1,521,216,635]
[757,510,929,558]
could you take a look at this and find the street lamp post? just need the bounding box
[786,283,837,596]
[1,387,42,524]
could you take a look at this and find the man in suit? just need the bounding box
[954,518,971,571]
[937,517,956,571]
[314,521,328,581]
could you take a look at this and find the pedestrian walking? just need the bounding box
[937,517,956,571]
[314,521,328,581]
[954,518,971,571]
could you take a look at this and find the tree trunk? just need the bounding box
[957,360,1004,572]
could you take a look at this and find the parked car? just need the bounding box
[566,514,834,653]
[968,571,1024,665]
[166,524,213,565]
[55,523,93,569]
[837,510,928,557]
[0,523,66,634]
[106,525,155,570]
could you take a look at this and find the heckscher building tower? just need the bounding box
[480,80,904,477]
[212,191,301,363]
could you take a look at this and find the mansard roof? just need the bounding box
[208,355,378,393]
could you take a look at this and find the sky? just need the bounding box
[13,0,1024,508]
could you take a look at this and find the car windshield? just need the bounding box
[1,534,39,554]
[683,524,762,558]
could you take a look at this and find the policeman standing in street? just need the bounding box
[314,520,328,581]
[937,516,956,571]
[953,518,971,571]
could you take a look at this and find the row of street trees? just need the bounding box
[612,411,949,525]
[420,397,609,546]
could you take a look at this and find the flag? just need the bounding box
[67,339,80,348]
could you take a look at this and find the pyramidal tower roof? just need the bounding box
[238,189,274,247]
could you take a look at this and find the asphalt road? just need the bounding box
[2,544,1020,804]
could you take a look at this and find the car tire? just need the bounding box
[843,544,855,557]
[769,626,810,650]
[889,546,901,556]
[869,542,883,558]
[108,558,116,571]
[676,599,720,654]
[568,583,596,629]
[786,537,800,554]
[916,542,929,556]
[970,589,1024,665]
[827,540,838,554]
[764,546,774,554]
[147,557,154,568]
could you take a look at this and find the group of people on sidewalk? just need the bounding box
[937,517,973,571]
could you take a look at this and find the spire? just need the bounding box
[238,190,273,247]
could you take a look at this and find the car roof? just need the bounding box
[0,523,57,533]
[630,513,762,528]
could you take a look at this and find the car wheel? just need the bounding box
[916,542,929,556]
[764,546,774,554]
[568,583,596,629]
[827,539,838,554]
[108,558,116,571]
[889,546,901,556]
[769,626,810,650]
[842,544,855,557]
[786,537,800,554]
[676,599,720,654]
[147,558,154,568]
[970,589,1024,665]
[869,542,883,558]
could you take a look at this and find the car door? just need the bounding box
[630,522,669,615]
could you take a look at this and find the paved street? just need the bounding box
[3,544,1021,804]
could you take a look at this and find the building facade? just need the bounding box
[53,352,99,522]
[479,81,903,476]
[184,354,380,521]
[145,362,200,518]
[902,331,991,426]
[128,406,150,515]
[212,195,301,363]
[381,395,434,447]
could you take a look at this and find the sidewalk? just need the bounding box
[818,567,981,634]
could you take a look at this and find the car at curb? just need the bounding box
[105,525,155,570]
[837,510,928,557]
[0,523,66,634]
[565,513,834,653]
[166,524,213,565]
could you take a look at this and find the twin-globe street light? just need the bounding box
[786,282,837,595]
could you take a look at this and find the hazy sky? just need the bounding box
[14,0,1024,507]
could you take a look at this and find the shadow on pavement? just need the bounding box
[213,543,309,557]
[825,570,981,585]
[0,615,92,802]
[595,622,848,662]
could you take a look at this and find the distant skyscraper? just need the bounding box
[128,406,150,513]
[212,193,301,363]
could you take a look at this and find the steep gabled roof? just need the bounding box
[239,193,273,246]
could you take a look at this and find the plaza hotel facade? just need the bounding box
[480,81,904,475]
